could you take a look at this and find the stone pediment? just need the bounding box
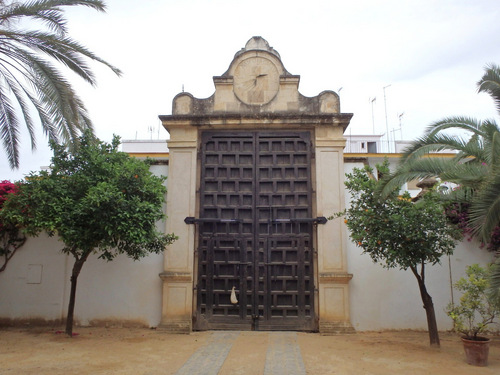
[172,37,341,117]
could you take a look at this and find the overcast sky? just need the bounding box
[3,0,500,181]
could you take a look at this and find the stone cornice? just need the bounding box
[159,271,192,282]
[166,140,197,149]
[160,113,353,131]
[160,113,352,122]
[315,140,347,148]
[319,272,353,284]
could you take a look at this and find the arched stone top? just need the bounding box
[319,91,341,114]
[168,37,349,120]
[172,93,193,115]
[234,36,281,60]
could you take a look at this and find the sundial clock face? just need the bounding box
[233,57,280,105]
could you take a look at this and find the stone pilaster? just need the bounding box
[158,128,198,333]
[315,128,354,334]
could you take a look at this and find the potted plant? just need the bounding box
[446,264,500,366]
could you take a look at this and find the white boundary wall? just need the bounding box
[0,160,496,330]
[0,234,164,327]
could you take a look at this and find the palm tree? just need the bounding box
[378,64,500,301]
[0,0,121,169]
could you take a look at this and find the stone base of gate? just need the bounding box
[158,271,193,334]
[319,321,356,335]
[158,320,192,334]
[318,272,355,335]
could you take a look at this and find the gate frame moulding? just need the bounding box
[158,36,354,334]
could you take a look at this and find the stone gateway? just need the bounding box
[159,37,354,334]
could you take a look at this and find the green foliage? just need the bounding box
[3,130,176,261]
[339,160,457,271]
[335,160,458,346]
[0,180,26,271]
[376,63,500,304]
[0,0,122,169]
[377,66,500,246]
[446,264,500,339]
[491,257,500,301]
[2,130,176,335]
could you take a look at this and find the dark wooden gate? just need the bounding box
[192,131,318,331]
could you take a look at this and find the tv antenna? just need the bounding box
[369,97,376,134]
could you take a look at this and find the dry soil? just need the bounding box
[0,327,499,374]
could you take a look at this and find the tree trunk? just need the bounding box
[65,252,89,337]
[418,280,440,347]
[411,265,440,347]
[0,236,26,272]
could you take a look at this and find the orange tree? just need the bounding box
[1,131,176,336]
[333,161,458,347]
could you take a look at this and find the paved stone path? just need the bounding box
[264,332,306,375]
[174,331,306,375]
[174,332,239,375]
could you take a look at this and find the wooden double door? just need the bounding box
[193,131,316,331]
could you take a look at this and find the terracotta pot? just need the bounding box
[461,336,490,366]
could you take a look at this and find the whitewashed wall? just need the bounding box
[0,234,68,322]
[0,233,165,328]
[347,239,493,331]
[0,159,495,331]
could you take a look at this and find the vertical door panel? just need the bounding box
[255,133,314,330]
[194,133,255,330]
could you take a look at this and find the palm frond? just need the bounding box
[440,161,488,187]
[9,44,91,145]
[478,63,500,115]
[378,154,488,200]
[0,1,106,35]
[377,157,454,198]
[0,86,20,168]
[425,117,485,138]
[401,133,471,162]
[0,0,120,169]
[0,63,37,150]
[457,138,489,164]
[468,171,500,243]
[0,46,58,142]
[479,119,500,140]
[2,30,122,83]
[490,128,500,169]
[489,258,500,304]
